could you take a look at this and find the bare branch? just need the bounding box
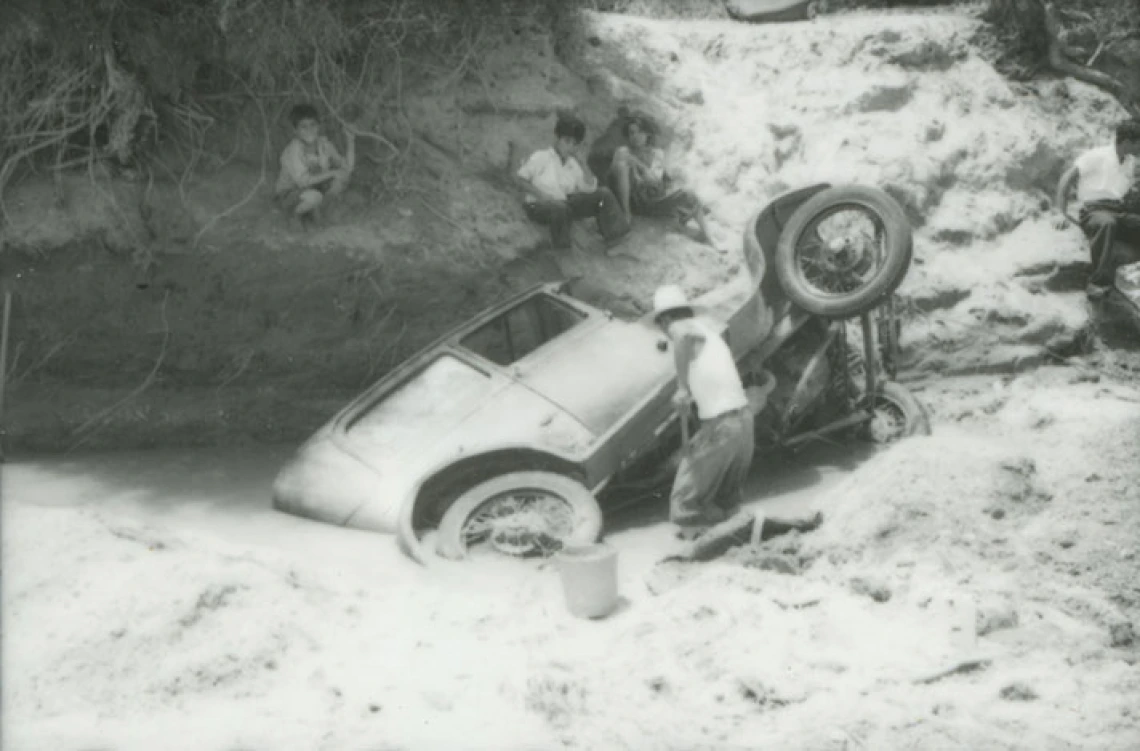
[192,75,270,248]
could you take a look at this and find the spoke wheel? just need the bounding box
[796,207,884,295]
[860,381,930,444]
[436,471,603,560]
[776,185,912,318]
[462,489,576,557]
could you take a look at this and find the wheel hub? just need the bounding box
[820,235,873,275]
[868,397,906,442]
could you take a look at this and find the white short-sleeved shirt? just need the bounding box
[517,148,596,202]
[1075,144,1137,203]
[276,136,340,194]
[675,318,749,420]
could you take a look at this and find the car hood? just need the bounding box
[277,361,595,533]
[513,316,676,435]
[338,351,593,462]
[295,353,592,527]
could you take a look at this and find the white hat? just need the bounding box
[651,284,693,322]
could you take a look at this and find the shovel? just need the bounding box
[678,401,692,460]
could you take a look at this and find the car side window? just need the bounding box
[505,304,543,362]
[460,316,512,366]
[461,294,584,366]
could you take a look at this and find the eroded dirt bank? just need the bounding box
[3,8,1136,454]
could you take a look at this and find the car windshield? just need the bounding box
[460,293,585,366]
[346,354,493,447]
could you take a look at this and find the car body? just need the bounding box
[273,183,922,560]
[724,0,824,24]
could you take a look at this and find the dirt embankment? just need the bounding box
[2,8,1136,453]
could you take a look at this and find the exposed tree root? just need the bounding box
[1041,2,1140,118]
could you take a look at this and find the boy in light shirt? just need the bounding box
[1055,119,1140,298]
[276,103,355,228]
[515,112,629,251]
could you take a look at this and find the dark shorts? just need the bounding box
[275,177,335,212]
[632,186,703,220]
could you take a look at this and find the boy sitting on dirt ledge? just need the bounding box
[607,112,714,247]
[514,111,630,252]
[275,103,356,228]
[1054,118,1140,299]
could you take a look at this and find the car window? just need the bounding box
[460,294,585,366]
[458,316,511,366]
[347,354,493,444]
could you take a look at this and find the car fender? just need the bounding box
[396,489,429,565]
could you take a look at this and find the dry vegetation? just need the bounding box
[2,0,1136,228]
[0,0,565,224]
[982,0,1140,117]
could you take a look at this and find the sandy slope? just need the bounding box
[4,7,1140,751]
[5,365,1139,750]
[564,9,1128,370]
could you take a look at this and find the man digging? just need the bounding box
[652,285,821,559]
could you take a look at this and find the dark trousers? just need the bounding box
[669,408,755,528]
[524,189,629,250]
[1079,201,1140,286]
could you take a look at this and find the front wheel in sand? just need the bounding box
[862,381,930,443]
[435,471,603,560]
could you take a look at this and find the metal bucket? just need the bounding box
[557,543,618,619]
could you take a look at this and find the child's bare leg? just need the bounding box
[327,170,350,196]
[610,147,634,221]
[693,208,713,246]
[295,188,323,216]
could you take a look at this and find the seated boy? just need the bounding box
[275,103,355,226]
[607,113,713,246]
[515,112,629,251]
[1054,118,1140,298]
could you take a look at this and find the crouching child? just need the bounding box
[276,103,355,227]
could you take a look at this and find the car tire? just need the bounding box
[775,185,912,319]
[861,381,930,443]
[435,471,603,560]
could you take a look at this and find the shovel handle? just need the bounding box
[678,405,692,458]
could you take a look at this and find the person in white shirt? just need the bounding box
[1055,119,1140,297]
[652,285,764,539]
[515,113,629,251]
[275,103,355,228]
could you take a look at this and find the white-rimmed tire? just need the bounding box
[435,471,603,560]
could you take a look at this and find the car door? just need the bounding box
[511,307,677,437]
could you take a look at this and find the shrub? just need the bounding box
[0,0,561,210]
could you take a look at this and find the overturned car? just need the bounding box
[272,184,929,562]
